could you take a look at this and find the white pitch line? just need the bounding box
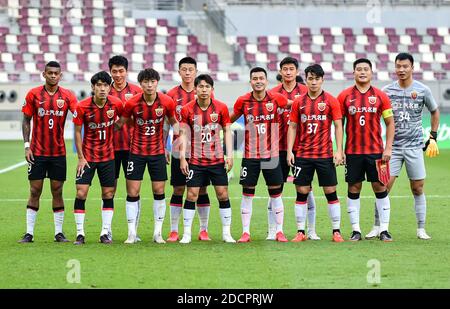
[0,161,27,174]
[0,195,449,203]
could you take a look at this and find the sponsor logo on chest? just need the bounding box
[38,107,64,117]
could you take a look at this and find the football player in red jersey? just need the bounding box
[178,74,235,243]
[72,71,124,245]
[337,58,395,242]
[287,64,345,243]
[115,68,178,244]
[230,67,290,243]
[270,57,319,241]
[108,55,142,240]
[166,57,212,242]
[19,61,78,243]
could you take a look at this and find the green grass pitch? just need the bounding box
[0,140,449,288]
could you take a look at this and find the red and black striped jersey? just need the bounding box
[290,91,342,159]
[270,83,308,151]
[73,96,124,162]
[22,85,77,157]
[109,82,142,151]
[166,85,196,122]
[181,99,231,166]
[338,86,393,155]
[123,92,176,156]
[233,91,287,159]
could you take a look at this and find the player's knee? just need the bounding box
[51,185,63,198]
[412,186,423,196]
[216,190,229,201]
[199,186,208,195]
[102,190,114,200]
[173,186,185,196]
[348,183,362,193]
[30,186,42,199]
[187,190,199,201]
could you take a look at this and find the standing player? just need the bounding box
[230,67,289,243]
[178,74,235,244]
[287,64,345,242]
[108,55,142,239]
[365,53,440,240]
[337,58,395,242]
[72,71,123,245]
[19,61,78,243]
[270,57,319,240]
[166,57,211,242]
[116,68,177,244]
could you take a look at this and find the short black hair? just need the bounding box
[108,55,128,71]
[249,67,267,78]
[280,57,299,69]
[194,74,214,87]
[304,64,324,78]
[276,74,282,82]
[91,71,112,85]
[395,52,414,66]
[353,58,372,70]
[44,61,61,71]
[137,68,160,83]
[179,57,197,68]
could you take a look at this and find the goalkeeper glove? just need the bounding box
[423,131,439,158]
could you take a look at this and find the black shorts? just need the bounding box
[170,156,209,187]
[28,155,66,181]
[76,160,115,187]
[114,150,130,179]
[126,153,168,181]
[345,153,382,184]
[292,157,337,187]
[186,163,228,187]
[279,151,290,182]
[239,158,283,187]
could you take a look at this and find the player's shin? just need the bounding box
[414,193,426,229]
[74,198,86,236]
[375,191,390,232]
[153,194,166,237]
[169,194,183,232]
[53,207,64,235]
[26,205,38,236]
[269,187,284,233]
[307,190,317,233]
[295,191,308,232]
[241,188,255,234]
[181,200,195,243]
[347,192,361,232]
[101,198,114,237]
[326,192,341,231]
[197,193,211,232]
[126,195,139,236]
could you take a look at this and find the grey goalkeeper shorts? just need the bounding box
[390,148,426,180]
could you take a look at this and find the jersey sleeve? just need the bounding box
[166,97,176,118]
[379,91,393,119]
[423,86,438,112]
[275,93,288,108]
[221,104,231,126]
[329,96,342,120]
[289,99,300,124]
[336,90,347,117]
[21,91,34,117]
[68,92,78,114]
[233,97,243,118]
[72,104,84,126]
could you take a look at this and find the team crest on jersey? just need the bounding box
[56,99,65,109]
[348,106,357,115]
[210,112,218,123]
[124,93,133,101]
[411,91,418,100]
[106,109,115,118]
[368,96,377,105]
[317,102,326,112]
[155,107,164,117]
[265,102,274,112]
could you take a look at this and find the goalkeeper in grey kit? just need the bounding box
[366,53,440,240]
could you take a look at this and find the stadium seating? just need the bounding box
[0,0,239,82]
[230,26,450,80]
